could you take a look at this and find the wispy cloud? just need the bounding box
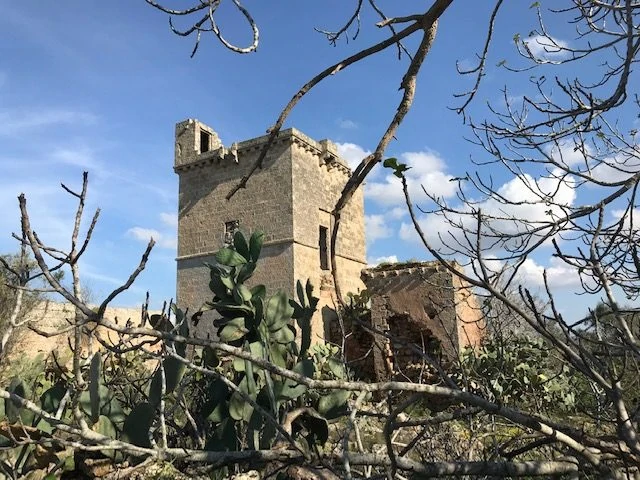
[336,142,371,170]
[399,168,577,252]
[366,150,457,207]
[337,118,358,130]
[365,214,392,243]
[127,226,177,250]
[522,35,570,61]
[0,108,97,136]
[367,255,399,267]
[160,212,178,229]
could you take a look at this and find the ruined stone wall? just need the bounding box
[452,273,485,349]
[358,262,485,382]
[12,302,157,360]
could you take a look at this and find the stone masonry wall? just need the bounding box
[11,302,158,360]
[290,134,366,342]
[175,119,366,344]
[175,120,296,316]
[358,262,485,382]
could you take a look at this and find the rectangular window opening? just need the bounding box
[319,226,329,271]
[224,220,239,246]
[200,129,211,154]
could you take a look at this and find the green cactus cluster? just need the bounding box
[1,230,353,474]
[197,230,352,452]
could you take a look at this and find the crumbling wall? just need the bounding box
[354,261,485,382]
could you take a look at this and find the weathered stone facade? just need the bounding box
[10,302,156,361]
[335,262,484,382]
[174,119,367,342]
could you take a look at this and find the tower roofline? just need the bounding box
[174,119,351,174]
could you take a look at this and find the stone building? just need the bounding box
[174,119,367,341]
[174,119,485,369]
[337,262,485,382]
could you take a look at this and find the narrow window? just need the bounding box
[224,220,239,246]
[319,226,329,270]
[200,129,211,153]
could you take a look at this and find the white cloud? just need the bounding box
[548,142,590,167]
[336,142,371,170]
[399,169,577,252]
[160,212,178,229]
[0,108,97,136]
[589,155,640,184]
[456,58,476,72]
[610,208,640,232]
[368,255,398,267]
[463,255,582,291]
[127,226,176,250]
[337,118,358,130]
[51,147,104,173]
[516,257,582,290]
[523,35,570,60]
[365,214,392,243]
[366,150,457,207]
[388,207,407,219]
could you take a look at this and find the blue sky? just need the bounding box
[1,2,636,317]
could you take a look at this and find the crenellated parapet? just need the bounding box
[174,119,352,177]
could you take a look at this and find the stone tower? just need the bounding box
[174,119,367,342]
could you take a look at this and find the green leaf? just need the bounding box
[209,275,231,300]
[205,417,237,452]
[201,378,229,423]
[101,396,126,427]
[219,318,249,342]
[220,274,235,291]
[233,231,250,259]
[122,402,155,448]
[215,247,247,267]
[247,388,276,449]
[383,157,398,169]
[276,360,314,401]
[318,390,351,417]
[94,415,116,439]
[203,346,220,368]
[233,341,265,372]
[40,382,67,414]
[229,376,255,422]
[269,344,288,368]
[265,292,294,331]
[89,353,102,424]
[270,325,295,344]
[176,320,189,357]
[210,299,254,317]
[249,231,264,262]
[327,358,346,379]
[149,313,171,331]
[6,377,28,423]
[294,410,329,446]
[149,357,186,405]
[251,285,266,301]
[236,262,257,283]
[234,284,253,304]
